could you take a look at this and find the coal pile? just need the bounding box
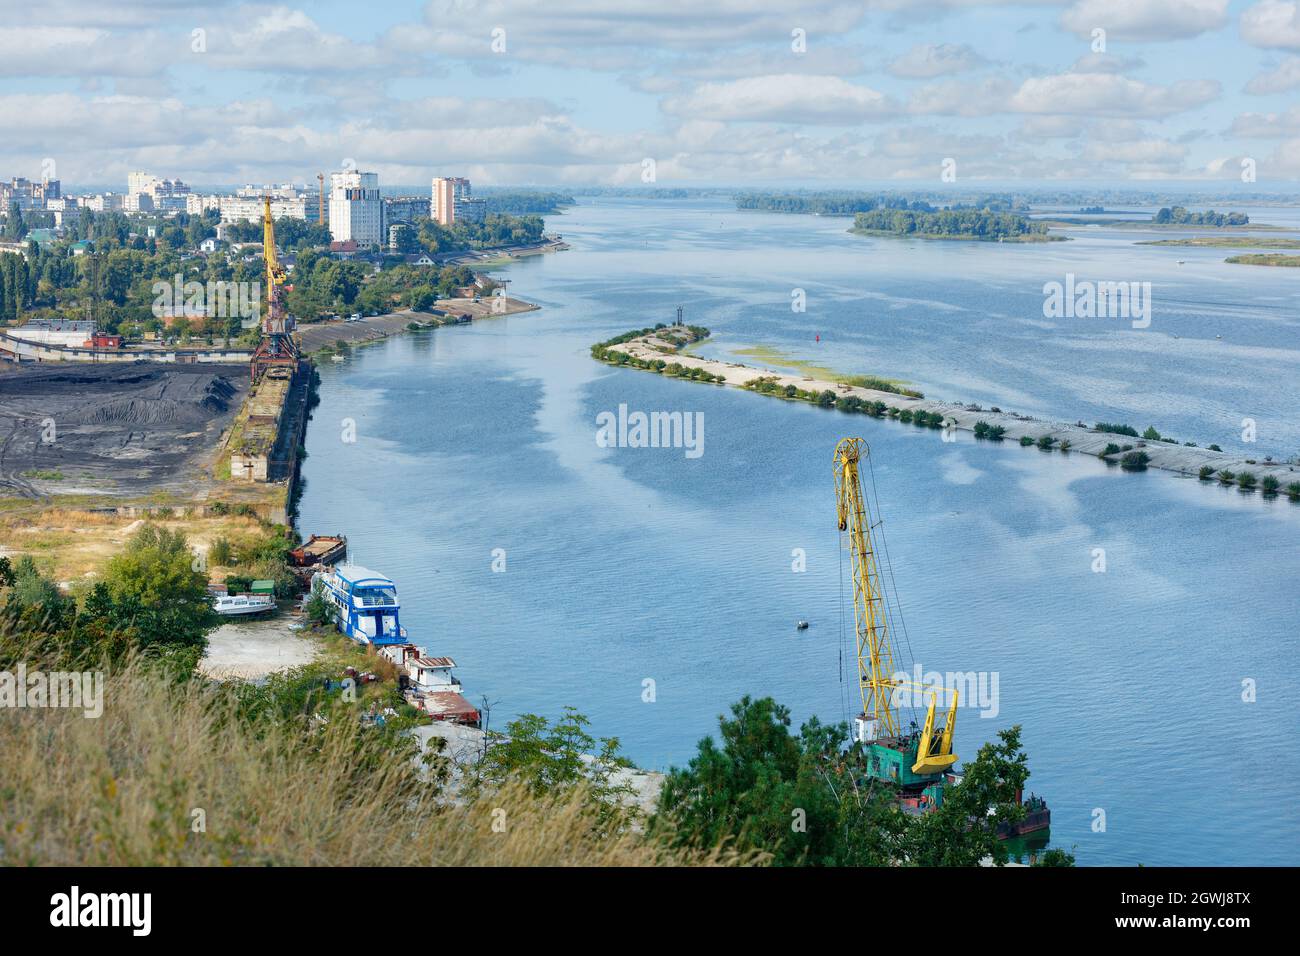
[0,363,250,498]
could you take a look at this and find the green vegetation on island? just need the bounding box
[851,208,1057,242]
[1152,206,1248,226]
[1137,236,1300,248]
[1225,253,1300,267]
[736,193,937,216]
[590,325,727,383]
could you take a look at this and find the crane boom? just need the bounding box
[834,437,958,777]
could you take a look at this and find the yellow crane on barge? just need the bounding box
[834,436,958,784]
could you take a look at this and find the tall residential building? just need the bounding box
[329,170,381,245]
[431,176,469,226]
[188,191,318,224]
[126,171,190,213]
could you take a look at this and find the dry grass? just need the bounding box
[0,509,267,586]
[0,651,746,867]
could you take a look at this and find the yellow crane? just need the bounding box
[834,437,957,778]
[250,196,297,381]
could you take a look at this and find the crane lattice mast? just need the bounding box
[834,436,958,776]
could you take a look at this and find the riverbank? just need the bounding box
[596,326,1300,490]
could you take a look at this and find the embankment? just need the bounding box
[595,326,1300,489]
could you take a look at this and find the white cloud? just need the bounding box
[907,77,1016,115]
[1069,52,1146,74]
[1230,106,1300,136]
[887,43,987,78]
[663,75,897,124]
[1061,0,1230,41]
[1009,74,1220,117]
[1245,55,1300,92]
[1240,1,1300,50]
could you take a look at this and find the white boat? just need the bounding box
[213,593,276,616]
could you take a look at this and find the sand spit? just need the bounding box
[609,328,1299,486]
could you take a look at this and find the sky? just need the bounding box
[1,0,1299,189]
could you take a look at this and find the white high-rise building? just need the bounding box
[329,170,381,245]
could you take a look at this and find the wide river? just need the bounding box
[299,198,1300,866]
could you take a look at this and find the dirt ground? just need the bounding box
[0,362,249,501]
[198,612,322,681]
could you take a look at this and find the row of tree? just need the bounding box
[853,208,1051,239]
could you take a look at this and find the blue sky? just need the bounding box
[1,0,1298,188]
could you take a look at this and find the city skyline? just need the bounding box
[0,0,1298,186]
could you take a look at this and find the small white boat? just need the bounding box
[214,594,275,616]
[796,620,810,630]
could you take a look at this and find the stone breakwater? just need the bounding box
[601,327,1299,489]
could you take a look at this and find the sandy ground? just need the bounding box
[296,298,539,353]
[198,612,322,681]
[615,328,1300,484]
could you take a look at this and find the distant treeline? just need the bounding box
[852,208,1050,239]
[1153,206,1248,226]
[479,190,576,215]
[735,193,936,216]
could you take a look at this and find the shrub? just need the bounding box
[1036,435,1056,450]
[1101,443,1121,457]
[973,420,991,439]
[1019,435,1034,447]
[899,409,914,423]
[1198,466,1215,480]
[817,390,837,408]
[1217,470,1236,484]
[1120,451,1150,471]
[1209,444,1222,452]
[784,384,798,398]
[1058,439,1071,452]
[209,537,233,566]
[1095,422,1139,437]
[1237,472,1257,490]
[986,425,1006,441]
[1142,426,1162,441]
[1261,475,1280,495]
[1286,482,1300,500]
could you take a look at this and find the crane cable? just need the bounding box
[865,449,922,732]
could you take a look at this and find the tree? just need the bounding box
[101,524,216,650]
[476,707,634,828]
[654,696,907,866]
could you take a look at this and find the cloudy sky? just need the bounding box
[2,0,1299,188]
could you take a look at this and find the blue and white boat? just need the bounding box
[311,563,409,646]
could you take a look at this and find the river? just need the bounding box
[298,197,1300,865]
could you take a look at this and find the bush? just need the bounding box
[1209,444,1222,452]
[1261,475,1280,495]
[817,390,837,408]
[1058,439,1071,452]
[1095,422,1139,437]
[973,420,991,439]
[1237,472,1257,490]
[1019,435,1034,447]
[1217,470,1236,484]
[1120,451,1150,471]
[1286,482,1300,500]
[899,409,914,423]
[209,536,233,566]
[1142,426,1162,441]
[1036,435,1056,450]
[1198,466,1215,480]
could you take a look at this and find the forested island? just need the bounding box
[851,208,1057,241]
[735,192,937,216]
[477,189,576,215]
[1152,206,1248,226]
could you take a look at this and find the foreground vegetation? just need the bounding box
[1,528,1068,866]
[1224,253,1300,267]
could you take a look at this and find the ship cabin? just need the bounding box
[312,564,408,646]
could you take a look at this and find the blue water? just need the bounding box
[298,198,1300,866]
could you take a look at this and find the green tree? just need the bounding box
[102,524,216,650]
